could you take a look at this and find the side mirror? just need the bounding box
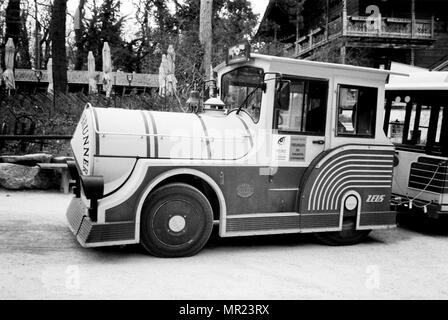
[277,80,290,110]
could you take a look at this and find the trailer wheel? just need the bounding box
[140,183,213,257]
[314,217,371,246]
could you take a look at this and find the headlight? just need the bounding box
[344,195,358,211]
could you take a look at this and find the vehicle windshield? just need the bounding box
[221,66,264,123]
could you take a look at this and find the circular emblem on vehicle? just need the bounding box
[237,183,254,198]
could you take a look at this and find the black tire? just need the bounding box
[314,216,371,246]
[140,183,213,257]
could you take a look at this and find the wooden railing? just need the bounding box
[345,16,433,38]
[292,15,434,57]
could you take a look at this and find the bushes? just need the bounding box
[0,89,186,156]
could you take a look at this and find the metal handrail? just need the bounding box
[85,103,252,141]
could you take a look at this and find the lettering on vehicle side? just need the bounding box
[80,114,90,175]
[290,136,306,161]
[366,194,385,203]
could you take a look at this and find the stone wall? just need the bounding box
[0,153,70,190]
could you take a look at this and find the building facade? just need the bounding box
[256,0,448,69]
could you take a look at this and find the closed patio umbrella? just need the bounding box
[47,58,53,93]
[3,38,16,91]
[102,42,112,98]
[158,54,167,97]
[165,45,177,96]
[88,51,97,94]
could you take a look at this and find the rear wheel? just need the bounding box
[314,216,371,246]
[140,183,213,257]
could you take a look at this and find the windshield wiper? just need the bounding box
[236,83,264,115]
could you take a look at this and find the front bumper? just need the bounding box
[392,198,448,219]
[66,197,136,247]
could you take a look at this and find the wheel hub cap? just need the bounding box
[168,215,186,233]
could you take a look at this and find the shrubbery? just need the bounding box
[0,89,186,156]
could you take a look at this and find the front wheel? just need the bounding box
[140,183,213,257]
[314,217,371,246]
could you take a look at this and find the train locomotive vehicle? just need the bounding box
[66,46,402,257]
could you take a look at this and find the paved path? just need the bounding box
[1,190,448,299]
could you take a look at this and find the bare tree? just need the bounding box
[50,0,67,91]
[31,1,53,69]
[18,2,31,68]
[199,0,212,78]
[0,0,6,50]
[4,0,20,46]
[74,0,85,70]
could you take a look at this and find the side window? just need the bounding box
[385,91,448,156]
[386,97,406,144]
[435,106,446,145]
[337,85,377,137]
[438,106,448,156]
[274,78,328,135]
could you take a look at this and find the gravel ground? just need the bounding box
[1,189,448,299]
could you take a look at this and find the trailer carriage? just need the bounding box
[385,63,448,218]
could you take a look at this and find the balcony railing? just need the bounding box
[291,15,434,57]
[345,16,433,38]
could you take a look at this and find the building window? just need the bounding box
[274,77,328,135]
[337,85,377,138]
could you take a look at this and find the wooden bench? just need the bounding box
[37,162,71,193]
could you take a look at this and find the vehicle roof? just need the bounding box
[216,53,407,77]
[387,61,448,90]
[251,53,407,76]
[387,71,448,91]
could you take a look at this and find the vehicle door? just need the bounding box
[270,76,330,212]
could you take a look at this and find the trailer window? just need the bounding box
[435,106,444,144]
[337,85,377,138]
[274,78,327,135]
[386,98,406,144]
[384,91,448,156]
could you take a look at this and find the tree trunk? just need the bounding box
[50,0,68,92]
[3,0,21,70]
[74,0,85,70]
[18,9,32,69]
[199,0,213,78]
[5,0,20,46]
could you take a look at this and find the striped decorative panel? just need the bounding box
[77,217,135,244]
[67,197,135,244]
[408,157,448,194]
[226,215,300,232]
[77,218,93,242]
[66,197,87,233]
[300,214,340,229]
[359,211,396,226]
[85,223,135,243]
[306,147,394,212]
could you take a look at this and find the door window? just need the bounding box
[337,85,378,138]
[274,78,328,135]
